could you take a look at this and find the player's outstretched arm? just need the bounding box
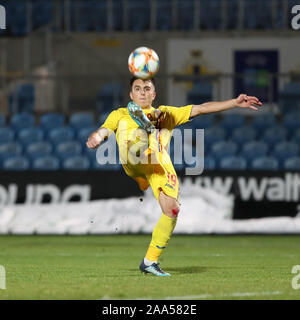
[189,94,262,118]
[86,127,109,149]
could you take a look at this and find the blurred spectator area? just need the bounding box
[0,0,298,36]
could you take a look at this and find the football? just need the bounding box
[128,47,159,79]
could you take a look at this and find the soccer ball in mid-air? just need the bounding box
[128,47,159,79]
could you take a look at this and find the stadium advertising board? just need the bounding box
[0,171,299,220]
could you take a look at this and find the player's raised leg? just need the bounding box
[139,191,180,276]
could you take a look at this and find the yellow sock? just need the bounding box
[145,213,177,262]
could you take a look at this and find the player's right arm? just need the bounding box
[86,128,109,149]
[86,109,119,149]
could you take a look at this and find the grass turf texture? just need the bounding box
[0,235,300,300]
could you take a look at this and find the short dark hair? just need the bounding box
[130,76,156,89]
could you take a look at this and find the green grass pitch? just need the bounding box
[0,235,300,300]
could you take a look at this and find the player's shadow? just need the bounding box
[166,266,207,274]
[128,266,207,274]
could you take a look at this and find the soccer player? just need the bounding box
[86,76,262,276]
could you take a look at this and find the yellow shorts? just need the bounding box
[121,129,180,201]
[128,159,179,202]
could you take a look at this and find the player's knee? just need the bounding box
[169,203,180,218]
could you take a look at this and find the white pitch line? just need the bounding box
[164,291,282,300]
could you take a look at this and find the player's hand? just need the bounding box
[86,131,102,149]
[147,107,169,129]
[235,94,262,111]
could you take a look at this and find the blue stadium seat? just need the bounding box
[26,141,53,161]
[32,155,60,170]
[203,127,226,151]
[261,125,287,148]
[0,142,23,161]
[55,141,82,161]
[191,114,216,129]
[230,126,256,149]
[278,82,300,112]
[251,113,276,133]
[250,156,279,170]
[18,127,44,147]
[291,128,300,145]
[93,160,122,171]
[187,82,212,105]
[210,141,238,162]
[281,112,300,138]
[220,113,245,133]
[69,112,95,131]
[283,157,300,170]
[204,156,216,170]
[240,141,269,165]
[2,156,30,170]
[63,155,91,170]
[10,112,35,131]
[97,83,124,113]
[77,126,98,144]
[39,113,65,132]
[98,112,110,125]
[48,126,75,145]
[271,142,299,166]
[219,156,247,170]
[0,127,15,145]
[0,113,5,127]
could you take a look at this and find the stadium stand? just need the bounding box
[26,141,53,161]
[0,127,15,145]
[219,156,247,170]
[271,142,299,166]
[0,142,23,161]
[10,112,35,131]
[0,0,297,36]
[230,126,257,151]
[210,141,238,163]
[63,155,90,170]
[250,156,279,170]
[240,141,269,167]
[2,155,30,170]
[32,155,60,170]
[283,157,300,170]
[48,126,75,145]
[69,112,95,130]
[55,141,82,161]
[39,113,65,133]
[18,127,44,147]
[0,113,5,127]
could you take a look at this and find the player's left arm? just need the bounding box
[189,94,262,118]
